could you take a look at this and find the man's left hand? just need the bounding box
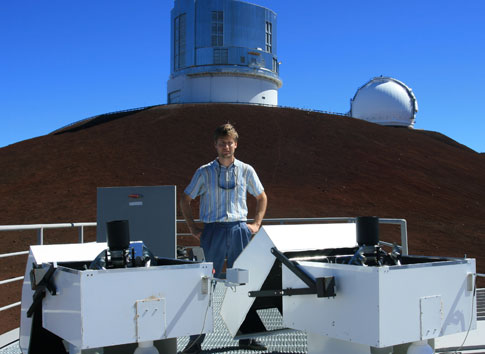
[246,223,260,235]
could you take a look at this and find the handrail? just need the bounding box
[0,302,21,313]
[0,222,97,318]
[178,217,409,255]
[50,102,350,136]
[0,222,97,231]
[0,251,29,259]
[0,276,24,286]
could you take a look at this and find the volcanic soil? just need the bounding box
[1,103,484,334]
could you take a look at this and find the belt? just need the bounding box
[204,221,246,228]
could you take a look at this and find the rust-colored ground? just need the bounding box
[1,103,484,334]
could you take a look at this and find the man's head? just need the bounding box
[214,123,239,143]
[214,123,238,163]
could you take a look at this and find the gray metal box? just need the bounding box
[96,186,176,258]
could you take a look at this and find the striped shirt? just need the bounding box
[184,159,264,223]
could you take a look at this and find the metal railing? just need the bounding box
[50,102,350,136]
[178,217,409,255]
[0,222,96,315]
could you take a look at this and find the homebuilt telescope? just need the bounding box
[221,217,477,354]
[19,220,213,354]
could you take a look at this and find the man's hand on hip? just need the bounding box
[246,223,260,235]
[191,227,203,240]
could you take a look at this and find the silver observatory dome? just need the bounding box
[350,77,418,128]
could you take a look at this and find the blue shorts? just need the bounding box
[200,221,251,278]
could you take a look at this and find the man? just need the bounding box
[180,123,268,354]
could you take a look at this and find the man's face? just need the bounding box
[215,136,237,159]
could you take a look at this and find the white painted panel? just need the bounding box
[283,262,380,346]
[31,242,107,264]
[136,298,166,342]
[221,223,357,337]
[307,332,372,354]
[220,228,276,337]
[190,77,211,102]
[169,74,279,105]
[378,260,476,345]
[78,264,213,348]
[37,259,212,349]
[420,296,442,340]
[42,269,83,347]
[282,259,475,348]
[263,223,357,252]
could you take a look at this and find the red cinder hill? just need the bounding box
[1,103,484,333]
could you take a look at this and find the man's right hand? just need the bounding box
[191,227,203,240]
[180,193,203,241]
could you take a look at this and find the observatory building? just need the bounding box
[167,0,282,105]
[350,77,418,128]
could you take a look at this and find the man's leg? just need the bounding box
[227,222,267,351]
[182,224,227,353]
[226,222,251,269]
[200,223,227,277]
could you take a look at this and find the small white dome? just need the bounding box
[350,77,418,128]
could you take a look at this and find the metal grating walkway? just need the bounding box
[177,282,307,354]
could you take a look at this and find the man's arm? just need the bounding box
[247,191,267,234]
[180,193,203,239]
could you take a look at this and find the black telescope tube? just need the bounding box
[106,220,130,251]
[356,216,379,246]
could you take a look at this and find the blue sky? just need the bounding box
[1,0,484,152]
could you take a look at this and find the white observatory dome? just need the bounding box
[350,77,418,128]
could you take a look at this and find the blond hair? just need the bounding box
[214,123,239,142]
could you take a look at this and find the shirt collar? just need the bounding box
[213,158,239,170]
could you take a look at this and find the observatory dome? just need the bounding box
[167,0,281,106]
[350,77,418,128]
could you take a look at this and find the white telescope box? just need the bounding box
[283,257,476,348]
[221,223,476,353]
[20,242,213,353]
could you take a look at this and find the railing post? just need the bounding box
[78,226,84,243]
[37,227,44,245]
[400,220,408,256]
